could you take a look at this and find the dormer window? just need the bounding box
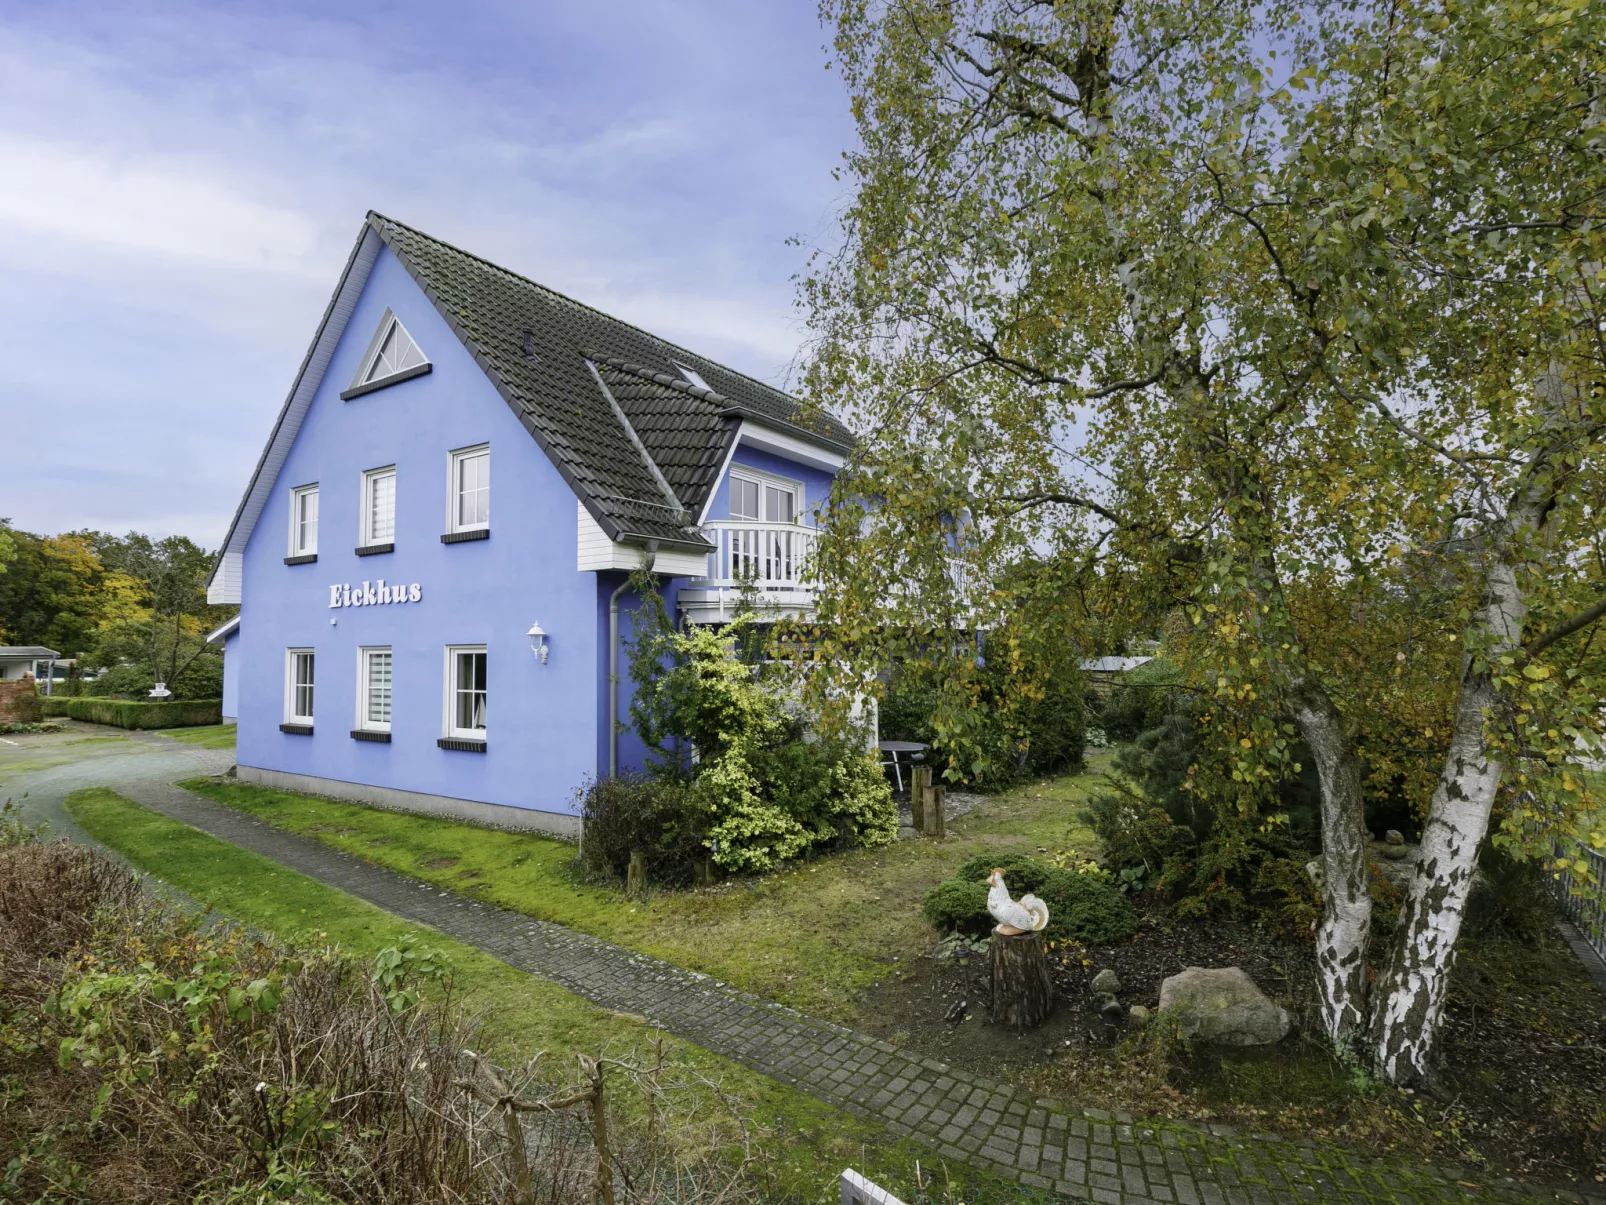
[341,309,432,400]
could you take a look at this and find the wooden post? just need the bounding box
[626,850,646,896]
[909,765,931,832]
[988,930,1054,1029]
[926,784,946,838]
[582,1055,615,1205]
[692,856,714,887]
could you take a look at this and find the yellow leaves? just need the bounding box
[1239,737,1252,749]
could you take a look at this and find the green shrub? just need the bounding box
[578,774,707,886]
[38,696,223,729]
[627,613,895,876]
[935,855,1138,944]
[1100,658,1185,742]
[921,878,992,936]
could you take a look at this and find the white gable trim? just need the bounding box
[206,226,384,604]
[736,419,846,473]
[206,614,241,644]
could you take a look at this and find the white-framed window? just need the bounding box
[361,466,397,546]
[285,649,315,723]
[444,646,487,739]
[729,469,800,524]
[357,647,393,732]
[288,484,319,556]
[353,309,428,388]
[448,445,490,533]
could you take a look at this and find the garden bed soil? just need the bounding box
[853,896,1606,1186]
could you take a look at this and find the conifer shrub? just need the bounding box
[922,855,1137,944]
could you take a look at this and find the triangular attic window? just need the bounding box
[355,310,429,387]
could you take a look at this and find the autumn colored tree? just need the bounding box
[804,0,1604,1086]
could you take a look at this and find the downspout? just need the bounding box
[609,541,658,777]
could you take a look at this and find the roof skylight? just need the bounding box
[671,361,711,392]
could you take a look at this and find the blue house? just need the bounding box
[207,214,851,837]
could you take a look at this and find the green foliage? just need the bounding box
[1100,659,1185,744]
[578,773,708,885]
[879,652,1085,791]
[370,940,452,1014]
[920,878,991,937]
[39,696,223,729]
[925,855,1138,944]
[625,594,896,876]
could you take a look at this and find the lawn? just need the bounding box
[180,760,1107,1022]
[63,787,1043,1205]
[159,722,238,748]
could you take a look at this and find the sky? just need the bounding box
[0,0,857,545]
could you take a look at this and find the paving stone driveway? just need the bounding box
[44,740,1600,1205]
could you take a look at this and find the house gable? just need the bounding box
[209,212,853,604]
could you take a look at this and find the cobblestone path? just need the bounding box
[104,769,1597,1205]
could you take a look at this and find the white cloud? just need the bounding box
[0,135,324,275]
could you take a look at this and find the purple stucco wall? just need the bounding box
[234,246,602,817]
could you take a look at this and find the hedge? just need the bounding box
[39,697,224,730]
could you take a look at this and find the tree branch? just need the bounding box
[1522,593,1606,659]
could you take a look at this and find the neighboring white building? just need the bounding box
[0,646,59,683]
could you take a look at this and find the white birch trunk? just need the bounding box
[1368,365,1569,1085]
[1367,609,1515,1085]
[1286,674,1372,1047]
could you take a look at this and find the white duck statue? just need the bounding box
[986,869,1049,936]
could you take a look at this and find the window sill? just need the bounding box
[350,729,392,743]
[284,553,318,566]
[340,362,432,401]
[441,529,490,544]
[280,723,314,735]
[437,736,487,753]
[354,543,394,557]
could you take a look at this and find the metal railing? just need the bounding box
[1551,840,1606,964]
[693,520,818,593]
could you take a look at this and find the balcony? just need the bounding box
[678,520,819,624]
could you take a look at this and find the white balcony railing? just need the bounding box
[693,520,818,591]
[681,521,819,622]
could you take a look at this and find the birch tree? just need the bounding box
[804,0,1606,1084]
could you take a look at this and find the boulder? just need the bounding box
[1093,994,1124,1024]
[1127,1004,1152,1027]
[1376,841,1411,861]
[1158,966,1291,1046]
[1089,968,1122,996]
[1385,829,1405,846]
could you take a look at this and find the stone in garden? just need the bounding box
[1093,994,1123,1024]
[1385,829,1405,846]
[1158,966,1291,1046]
[1090,968,1122,996]
[1128,1004,1152,1027]
[1376,840,1410,861]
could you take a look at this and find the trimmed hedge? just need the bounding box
[39,697,223,730]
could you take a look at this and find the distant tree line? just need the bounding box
[0,519,234,699]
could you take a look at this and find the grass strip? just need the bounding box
[180,769,1103,1022]
[65,787,1049,1205]
[158,723,238,749]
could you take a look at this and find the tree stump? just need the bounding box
[988,929,1054,1029]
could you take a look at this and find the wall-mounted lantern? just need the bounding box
[527,621,549,665]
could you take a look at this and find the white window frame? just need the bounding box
[351,308,429,388]
[360,466,397,546]
[288,484,319,556]
[356,646,393,733]
[284,648,315,723]
[443,645,488,740]
[447,444,490,534]
[728,466,804,525]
